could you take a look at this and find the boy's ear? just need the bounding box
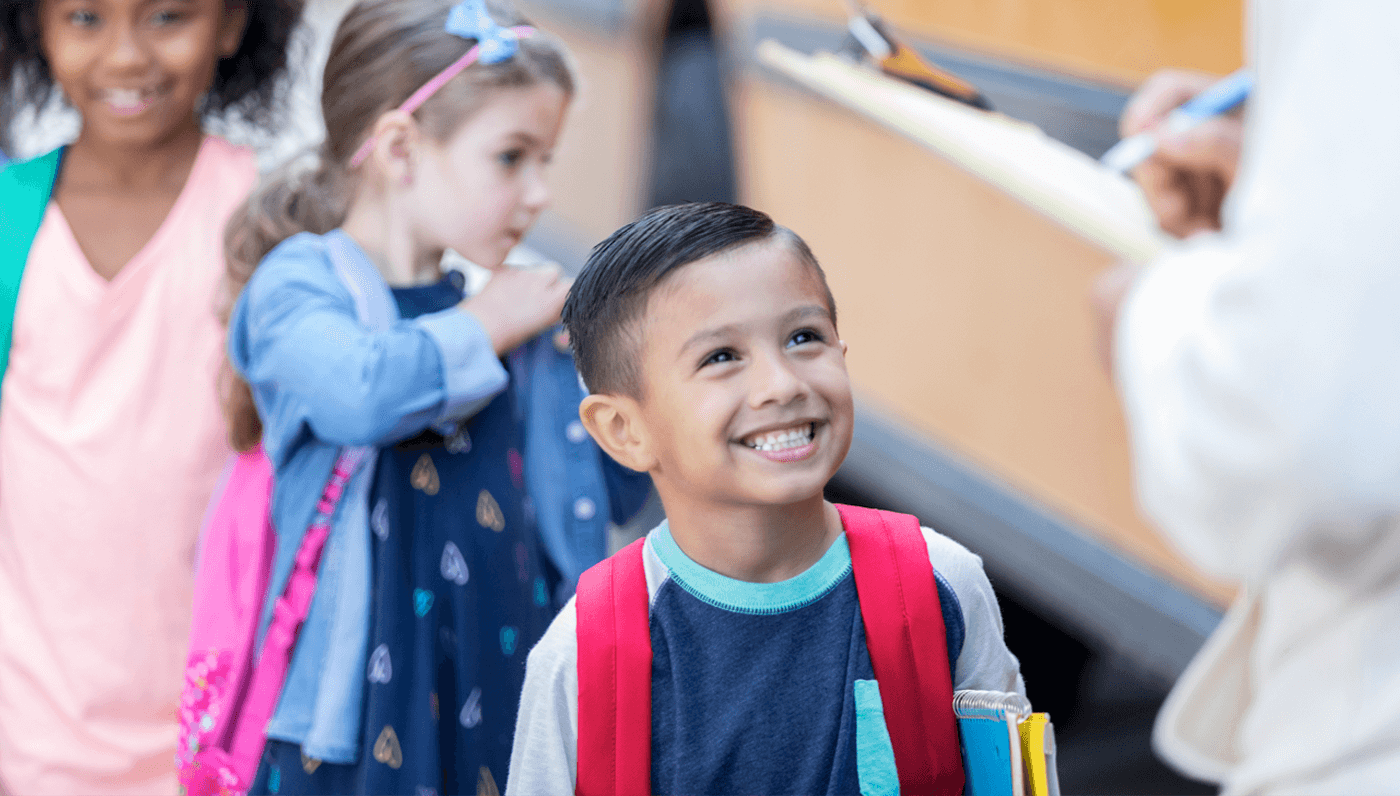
[579,393,656,473]
[218,2,250,59]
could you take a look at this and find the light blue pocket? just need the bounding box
[854,679,900,796]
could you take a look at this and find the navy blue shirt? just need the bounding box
[647,526,963,794]
[506,520,1025,796]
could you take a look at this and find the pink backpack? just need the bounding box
[177,445,367,796]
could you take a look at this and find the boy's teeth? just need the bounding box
[745,424,815,451]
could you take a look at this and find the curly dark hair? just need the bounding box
[0,0,304,130]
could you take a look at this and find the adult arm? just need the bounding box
[1114,2,1400,580]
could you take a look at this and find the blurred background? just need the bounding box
[4,1,1244,790]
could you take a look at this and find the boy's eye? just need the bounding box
[497,148,526,168]
[150,10,183,25]
[787,328,825,347]
[701,349,737,368]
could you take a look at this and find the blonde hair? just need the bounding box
[222,0,575,451]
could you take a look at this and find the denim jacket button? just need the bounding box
[566,421,588,444]
[573,496,597,521]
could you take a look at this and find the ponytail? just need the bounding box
[220,151,349,452]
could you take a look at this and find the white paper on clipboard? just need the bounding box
[756,40,1170,262]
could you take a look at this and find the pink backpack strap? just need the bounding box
[575,538,651,796]
[224,447,371,786]
[838,503,966,796]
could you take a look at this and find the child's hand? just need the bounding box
[1121,69,1243,239]
[462,265,572,356]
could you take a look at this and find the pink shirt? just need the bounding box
[0,137,255,796]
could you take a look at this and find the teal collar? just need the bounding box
[651,521,852,615]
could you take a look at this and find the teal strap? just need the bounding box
[0,147,64,396]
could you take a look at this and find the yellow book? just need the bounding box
[1018,712,1061,796]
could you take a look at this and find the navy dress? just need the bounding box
[254,273,555,796]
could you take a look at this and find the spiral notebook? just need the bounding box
[954,690,1061,796]
[756,40,1169,263]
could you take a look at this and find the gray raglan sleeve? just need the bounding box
[507,598,579,795]
[921,527,1026,697]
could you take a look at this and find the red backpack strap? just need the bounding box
[575,538,652,796]
[838,504,966,796]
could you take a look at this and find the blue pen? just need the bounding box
[1101,68,1253,172]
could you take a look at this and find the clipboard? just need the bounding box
[756,40,1169,263]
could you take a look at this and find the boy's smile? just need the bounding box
[632,239,854,510]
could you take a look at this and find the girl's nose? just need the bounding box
[523,164,551,212]
[105,21,151,71]
[748,350,809,409]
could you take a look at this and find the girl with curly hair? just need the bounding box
[0,2,301,793]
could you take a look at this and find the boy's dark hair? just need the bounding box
[0,0,303,131]
[563,202,836,397]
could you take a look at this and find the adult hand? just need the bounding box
[461,264,572,356]
[1121,69,1244,238]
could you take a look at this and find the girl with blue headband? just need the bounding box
[220,1,650,792]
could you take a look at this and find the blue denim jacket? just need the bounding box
[227,229,650,762]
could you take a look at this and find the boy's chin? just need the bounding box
[734,472,837,508]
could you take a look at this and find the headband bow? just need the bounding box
[446,0,522,64]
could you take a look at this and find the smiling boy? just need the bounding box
[507,203,1023,794]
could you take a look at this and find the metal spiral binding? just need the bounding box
[952,689,1032,719]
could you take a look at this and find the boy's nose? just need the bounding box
[748,350,808,409]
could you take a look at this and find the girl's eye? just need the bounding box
[701,349,737,368]
[787,328,826,347]
[69,9,100,27]
[497,148,526,168]
[151,10,182,25]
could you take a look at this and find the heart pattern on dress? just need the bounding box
[367,644,392,684]
[445,427,472,454]
[373,725,403,769]
[460,686,483,729]
[371,498,390,541]
[413,588,435,617]
[506,449,524,490]
[411,454,440,495]
[477,766,500,796]
[440,541,469,586]
[500,626,519,656]
[476,489,505,532]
